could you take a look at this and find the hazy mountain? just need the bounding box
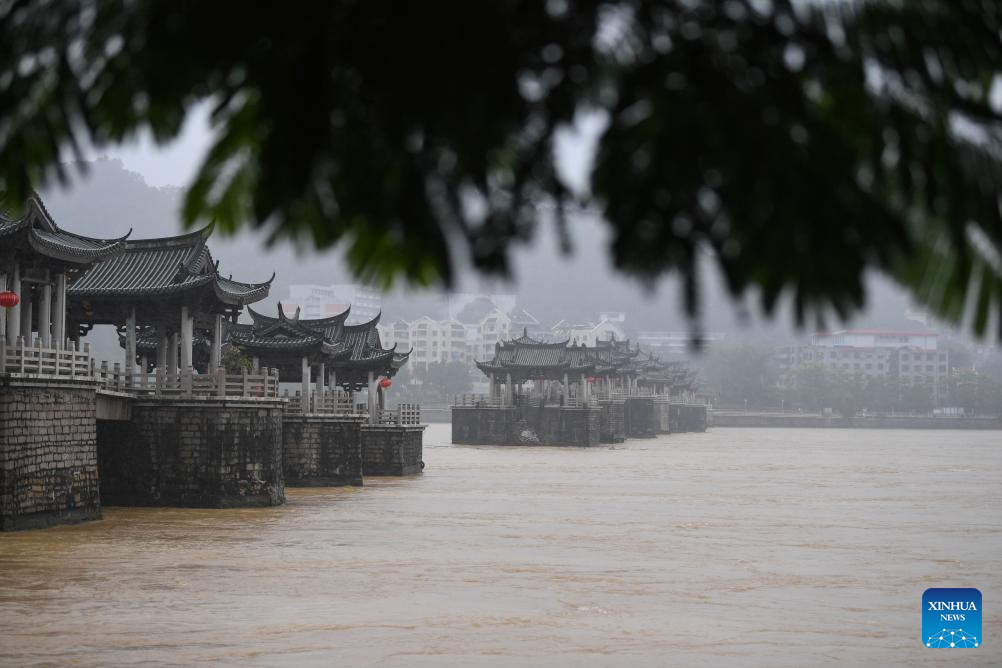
[41,158,921,356]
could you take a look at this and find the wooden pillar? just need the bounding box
[581,373,588,403]
[125,307,137,377]
[210,313,223,371]
[168,332,179,375]
[329,369,338,413]
[316,362,325,413]
[157,329,168,372]
[301,356,311,413]
[38,272,52,347]
[52,272,66,349]
[489,373,495,400]
[4,263,18,340]
[20,285,32,343]
[506,372,512,407]
[367,370,376,424]
[179,305,193,370]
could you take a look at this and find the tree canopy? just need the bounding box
[1,1,1000,335]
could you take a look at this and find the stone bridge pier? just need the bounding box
[97,398,285,507]
[0,377,101,531]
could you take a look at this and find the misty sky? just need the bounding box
[51,101,929,347]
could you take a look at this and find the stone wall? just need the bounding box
[534,406,602,446]
[361,425,426,475]
[282,415,364,486]
[654,400,672,434]
[0,377,101,531]
[599,400,626,443]
[451,405,601,446]
[669,403,708,433]
[97,399,285,507]
[452,407,518,445]
[624,397,657,438]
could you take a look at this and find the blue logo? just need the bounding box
[923,588,982,648]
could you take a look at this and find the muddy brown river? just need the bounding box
[1,425,999,666]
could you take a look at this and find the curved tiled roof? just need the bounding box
[477,335,677,383]
[1,193,129,263]
[229,307,407,370]
[69,224,271,304]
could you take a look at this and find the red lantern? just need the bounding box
[587,377,597,383]
[0,291,19,309]
[378,378,392,389]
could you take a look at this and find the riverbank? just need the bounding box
[711,410,1002,429]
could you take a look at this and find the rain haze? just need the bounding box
[1,3,1000,667]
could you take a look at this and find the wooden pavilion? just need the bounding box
[67,224,273,379]
[227,305,410,419]
[1,194,128,351]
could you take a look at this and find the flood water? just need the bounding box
[1,425,1000,667]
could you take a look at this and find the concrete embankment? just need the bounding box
[711,411,1002,429]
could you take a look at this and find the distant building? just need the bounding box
[397,316,467,369]
[379,319,412,352]
[286,283,381,324]
[550,315,626,347]
[466,310,513,363]
[453,300,541,363]
[637,330,727,357]
[777,329,950,404]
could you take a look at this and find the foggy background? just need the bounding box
[41,103,923,359]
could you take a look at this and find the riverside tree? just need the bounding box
[1,1,1000,335]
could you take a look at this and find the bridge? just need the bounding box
[1,194,423,532]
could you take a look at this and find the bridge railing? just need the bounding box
[284,388,359,415]
[93,363,280,400]
[452,393,503,408]
[375,403,422,426]
[0,336,93,380]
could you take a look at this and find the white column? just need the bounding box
[581,373,588,403]
[168,332,179,374]
[157,330,169,372]
[125,307,137,376]
[367,370,376,424]
[5,264,18,340]
[52,272,66,348]
[301,356,311,413]
[210,313,223,371]
[20,285,32,343]
[506,372,512,407]
[179,305,193,370]
[316,362,325,413]
[38,272,52,347]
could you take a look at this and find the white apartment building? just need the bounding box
[466,310,513,362]
[401,316,467,369]
[378,319,412,352]
[550,316,626,347]
[286,283,382,324]
[777,329,950,403]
